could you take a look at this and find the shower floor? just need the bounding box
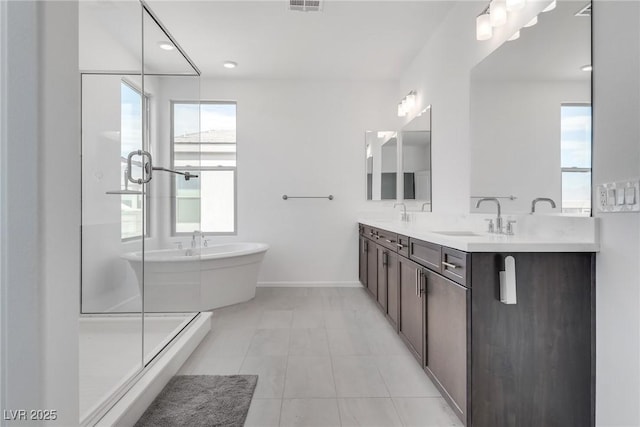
[79,313,196,423]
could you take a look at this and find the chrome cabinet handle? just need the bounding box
[383,252,388,267]
[396,243,404,249]
[442,261,458,269]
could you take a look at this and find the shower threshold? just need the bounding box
[80,312,211,426]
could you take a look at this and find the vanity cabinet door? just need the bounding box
[377,247,388,312]
[471,253,594,427]
[386,251,399,329]
[359,236,369,288]
[398,256,425,364]
[424,270,468,421]
[367,242,378,298]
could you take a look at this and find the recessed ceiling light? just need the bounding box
[158,41,174,51]
[223,61,237,69]
[581,64,593,72]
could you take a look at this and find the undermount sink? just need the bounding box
[432,231,483,237]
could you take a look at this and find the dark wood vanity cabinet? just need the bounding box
[398,256,425,364]
[424,269,469,420]
[358,223,595,427]
[470,253,594,427]
[358,235,368,287]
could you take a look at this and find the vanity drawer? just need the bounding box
[397,235,410,257]
[409,238,442,273]
[362,225,377,240]
[376,228,399,252]
[441,247,470,287]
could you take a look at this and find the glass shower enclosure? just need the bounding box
[79,2,203,424]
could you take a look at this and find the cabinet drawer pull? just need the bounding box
[385,239,395,243]
[442,261,459,269]
[396,243,404,249]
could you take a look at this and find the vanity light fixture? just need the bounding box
[223,61,237,69]
[397,102,407,117]
[158,41,175,51]
[581,64,593,72]
[397,90,417,117]
[523,15,538,28]
[476,8,493,41]
[506,0,526,12]
[490,0,507,27]
[542,0,556,12]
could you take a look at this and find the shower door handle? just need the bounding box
[127,150,153,184]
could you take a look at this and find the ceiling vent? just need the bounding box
[575,3,591,17]
[289,0,322,12]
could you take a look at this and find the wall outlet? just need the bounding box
[597,179,640,213]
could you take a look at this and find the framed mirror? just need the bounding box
[401,106,432,210]
[366,131,398,200]
[469,0,592,215]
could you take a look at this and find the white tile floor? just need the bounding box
[178,287,462,427]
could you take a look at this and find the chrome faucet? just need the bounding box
[191,230,201,248]
[393,202,408,222]
[531,197,557,213]
[476,197,502,233]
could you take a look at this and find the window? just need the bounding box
[120,81,149,240]
[561,104,592,216]
[171,101,237,234]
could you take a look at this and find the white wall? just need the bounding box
[2,1,80,425]
[593,2,640,425]
[398,1,546,213]
[470,80,590,213]
[189,78,399,284]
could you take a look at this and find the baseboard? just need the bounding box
[257,281,361,288]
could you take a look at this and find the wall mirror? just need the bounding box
[366,131,398,200]
[469,0,591,215]
[401,106,432,210]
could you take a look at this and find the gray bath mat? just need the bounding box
[135,375,258,427]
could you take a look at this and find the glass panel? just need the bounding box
[561,105,592,169]
[80,72,145,422]
[142,8,201,363]
[562,171,591,216]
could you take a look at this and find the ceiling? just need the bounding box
[144,1,454,80]
[472,0,591,82]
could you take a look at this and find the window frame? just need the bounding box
[560,102,592,216]
[170,100,238,236]
[120,78,151,242]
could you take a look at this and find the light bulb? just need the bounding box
[397,103,406,117]
[476,13,493,41]
[542,0,556,12]
[405,92,416,110]
[524,15,538,28]
[490,0,507,27]
[506,0,525,12]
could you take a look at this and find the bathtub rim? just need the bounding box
[122,242,269,263]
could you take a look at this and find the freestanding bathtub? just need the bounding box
[123,243,269,312]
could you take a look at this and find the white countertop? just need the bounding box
[358,215,599,253]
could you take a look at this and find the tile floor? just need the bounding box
[178,287,462,427]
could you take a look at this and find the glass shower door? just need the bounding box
[140,6,202,365]
[80,71,146,422]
